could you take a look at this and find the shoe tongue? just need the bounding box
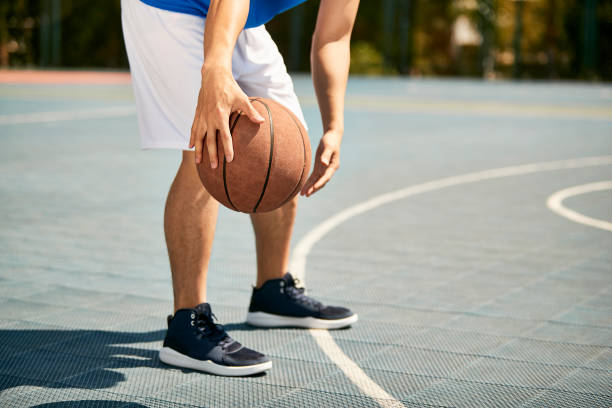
[282,272,295,285]
[194,302,212,316]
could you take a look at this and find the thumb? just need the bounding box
[319,148,333,166]
[241,99,265,123]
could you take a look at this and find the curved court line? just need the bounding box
[0,106,136,125]
[290,155,612,408]
[547,181,612,232]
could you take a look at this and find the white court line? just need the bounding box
[547,181,612,232]
[0,106,136,125]
[290,155,612,408]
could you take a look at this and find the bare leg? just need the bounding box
[164,151,219,312]
[250,196,298,288]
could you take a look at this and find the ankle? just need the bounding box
[173,298,207,313]
[255,272,286,289]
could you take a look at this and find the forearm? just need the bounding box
[191,0,264,166]
[311,39,350,134]
[310,0,359,134]
[203,0,250,72]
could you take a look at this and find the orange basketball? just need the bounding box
[198,98,311,213]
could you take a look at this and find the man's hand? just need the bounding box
[189,65,264,168]
[300,130,342,197]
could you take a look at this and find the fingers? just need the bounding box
[196,108,233,167]
[319,147,333,166]
[205,130,218,168]
[312,165,335,191]
[241,99,265,123]
[301,147,340,197]
[193,122,208,164]
[190,116,203,149]
[301,166,333,197]
[218,121,234,163]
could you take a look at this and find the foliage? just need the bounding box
[0,0,610,80]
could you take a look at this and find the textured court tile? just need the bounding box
[551,368,612,395]
[262,387,426,408]
[302,369,369,398]
[581,290,612,310]
[0,374,51,402]
[474,296,577,321]
[0,320,84,353]
[251,357,339,389]
[227,328,308,356]
[520,389,612,408]
[155,378,289,408]
[20,286,125,309]
[109,315,168,334]
[402,327,511,354]
[308,280,407,305]
[554,306,612,327]
[329,319,426,345]
[402,291,487,312]
[526,322,612,346]
[25,307,145,331]
[307,368,438,401]
[0,279,51,300]
[362,346,477,377]
[407,379,541,408]
[584,349,612,370]
[0,348,107,384]
[358,305,456,327]
[452,357,574,388]
[0,265,102,291]
[85,276,173,301]
[91,295,172,318]
[272,336,388,366]
[39,327,162,360]
[63,365,192,398]
[490,338,605,366]
[442,314,541,336]
[0,298,72,322]
[1,384,184,408]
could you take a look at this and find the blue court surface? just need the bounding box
[1,75,611,407]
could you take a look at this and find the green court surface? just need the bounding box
[1,75,611,407]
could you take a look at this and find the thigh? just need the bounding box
[233,26,307,129]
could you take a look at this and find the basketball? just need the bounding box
[197,97,311,213]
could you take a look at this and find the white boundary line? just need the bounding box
[0,106,136,125]
[290,155,612,408]
[547,181,612,232]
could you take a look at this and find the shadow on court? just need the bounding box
[0,329,164,392]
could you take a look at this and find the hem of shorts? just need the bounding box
[141,143,194,151]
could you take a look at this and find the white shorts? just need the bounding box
[121,0,306,150]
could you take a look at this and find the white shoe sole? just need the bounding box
[159,347,272,377]
[246,312,358,329]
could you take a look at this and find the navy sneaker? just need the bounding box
[246,273,358,329]
[159,302,271,376]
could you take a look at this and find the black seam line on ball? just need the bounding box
[252,99,274,213]
[279,112,307,207]
[223,113,242,211]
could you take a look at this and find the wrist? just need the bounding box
[201,61,232,76]
[324,124,344,136]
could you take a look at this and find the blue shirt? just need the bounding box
[139,0,306,29]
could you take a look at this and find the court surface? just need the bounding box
[1,74,611,407]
